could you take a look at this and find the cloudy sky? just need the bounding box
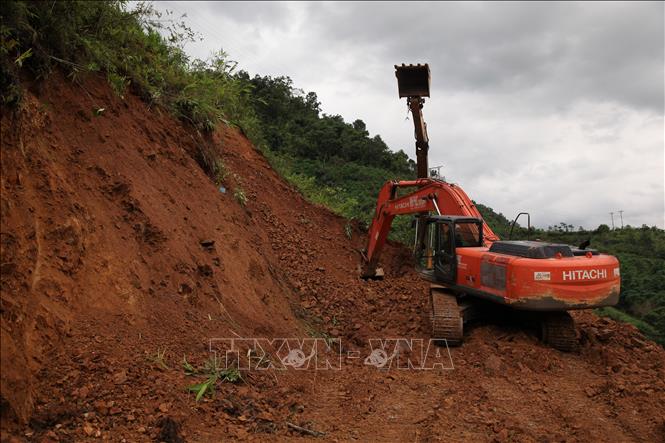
[155,1,664,229]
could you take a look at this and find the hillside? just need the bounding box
[0,66,662,443]
[246,78,665,345]
[1,2,665,442]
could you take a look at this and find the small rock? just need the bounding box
[94,400,108,415]
[113,370,127,384]
[597,329,613,342]
[83,424,94,436]
[138,426,146,433]
[78,386,90,398]
[485,355,501,375]
[158,403,170,413]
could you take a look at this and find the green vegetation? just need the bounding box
[233,186,247,207]
[242,73,416,242]
[148,348,170,370]
[184,356,242,401]
[2,1,662,345]
[1,0,261,146]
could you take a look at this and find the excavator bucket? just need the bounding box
[395,63,430,98]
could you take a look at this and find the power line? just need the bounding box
[618,210,624,229]
[609,212,615,230]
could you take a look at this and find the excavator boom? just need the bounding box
[360,178,500,278]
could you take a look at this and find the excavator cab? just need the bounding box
[417,216,484,283]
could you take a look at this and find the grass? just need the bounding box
[149,348,170,370]
[261,150,359,219]
[213,159,229,186]
[1,1,263,138]
[182,355,196,375]
[344,222,353,240]
[233,186,247,206]
[184,356,243,401]
[187,373,218,401]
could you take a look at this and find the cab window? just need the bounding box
[439,223,452,254]
[454,221,482,247]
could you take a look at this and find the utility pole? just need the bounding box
[610,212,615,230]
[618,210,624,229]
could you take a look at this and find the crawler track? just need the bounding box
[541,312,578,352]
[430,287,463,346]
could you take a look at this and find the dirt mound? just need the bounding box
[1,74,664,442]
[0,72,303,425]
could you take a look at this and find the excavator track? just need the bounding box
[430,287,463,346]
[540,312,577,352]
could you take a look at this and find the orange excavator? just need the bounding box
[360,64,620,351]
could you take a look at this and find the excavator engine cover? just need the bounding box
[395,64,431,98]
[489,241,573,259]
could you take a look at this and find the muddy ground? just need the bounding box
[1,74,664,442]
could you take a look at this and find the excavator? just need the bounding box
[360,64,621,351]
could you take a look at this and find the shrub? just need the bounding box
[0,1,261,137]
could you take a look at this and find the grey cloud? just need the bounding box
[155,1,664,229]
[306,2,664,113]
[195,1,292,30]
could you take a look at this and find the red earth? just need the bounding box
[1,73,664,442]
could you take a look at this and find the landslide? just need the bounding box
[1,74,664,442]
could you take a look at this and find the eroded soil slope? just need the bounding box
[1,74,664,442]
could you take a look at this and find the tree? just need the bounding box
[352,119,368,135]
[595,224,611,234]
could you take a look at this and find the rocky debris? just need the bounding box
[0,71,663,443]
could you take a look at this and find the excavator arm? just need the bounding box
[360,178,500,278]
[360,64,499,278]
